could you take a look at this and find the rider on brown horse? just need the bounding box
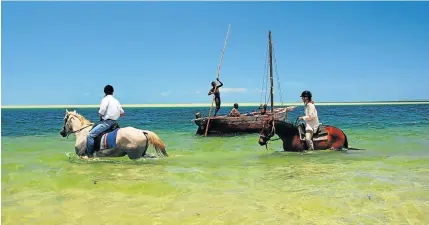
[298,90,320,151]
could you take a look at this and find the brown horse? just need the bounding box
[258,116,352,151]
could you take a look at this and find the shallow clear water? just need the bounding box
[2,104,429,224]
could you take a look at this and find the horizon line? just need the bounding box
[2,100,429,109]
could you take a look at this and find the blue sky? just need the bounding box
[2,1,428,105]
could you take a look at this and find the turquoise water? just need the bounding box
[2,104,429,224]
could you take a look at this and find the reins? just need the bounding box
[261,120,281,150]
[263,117,303,149]
[63,113,94,138]
[66,125,93,138]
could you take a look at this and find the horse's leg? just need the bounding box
[96,148,127,157]
[125,147,147,160]
[284,136,304,152]
[282,141,289,151]
[327,127,345,151]
[330,140,345,150]
[75,136,87,156]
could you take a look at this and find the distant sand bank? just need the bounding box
[2,101,429,109]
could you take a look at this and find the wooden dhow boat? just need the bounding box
[193,30,296,136]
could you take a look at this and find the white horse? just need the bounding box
[59,109,168,159]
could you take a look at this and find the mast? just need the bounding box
[204,24,231,136]
[268,31,274,113]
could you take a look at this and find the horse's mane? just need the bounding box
[69,111,93,126]
[273,120,298,130]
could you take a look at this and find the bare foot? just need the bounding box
[80,155,89,160]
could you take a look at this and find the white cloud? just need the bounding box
[160,91,172,97]
[221,88,247,93]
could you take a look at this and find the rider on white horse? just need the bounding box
[82,84,124,159]
[298,90,320,151]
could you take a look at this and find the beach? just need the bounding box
[2,103,429,224]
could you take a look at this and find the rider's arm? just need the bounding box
[98,97,109,117]
[303,104,316,121]
[119,104,125,117]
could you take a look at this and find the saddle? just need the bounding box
[93,122,120,152]
[297,123,328,141]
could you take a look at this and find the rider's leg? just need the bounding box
[305,130,314,150]
[85,121,114,157]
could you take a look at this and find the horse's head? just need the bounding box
[258,116,275,146]
[60,109,89,137]
[259,116,301,147]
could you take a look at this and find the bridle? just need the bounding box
[62,114,93,138]
[259,120,280,150]
[259,117,303,150]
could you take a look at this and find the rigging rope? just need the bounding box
[272,41,283,106]
[259,37,284,107]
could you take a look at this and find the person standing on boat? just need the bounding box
[208,78,223,117]
[298,90,319,151]
[81,84,125,159]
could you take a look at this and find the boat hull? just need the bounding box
[193,107,293,135]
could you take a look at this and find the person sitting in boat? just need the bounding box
[251,104,267,115]
[298,90,320,151]
[208,78,223,117]
[259,104,268,115]
[228,103,241,117]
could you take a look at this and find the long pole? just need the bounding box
[269,31,274,113]
[204,24,231,136]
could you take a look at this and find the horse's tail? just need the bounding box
[342,130,349,149]
[143,130,168,157]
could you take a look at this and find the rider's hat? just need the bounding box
[300,90,312,98]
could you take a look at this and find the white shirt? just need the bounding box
[303,102,320,132]
[98,95,124,121]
